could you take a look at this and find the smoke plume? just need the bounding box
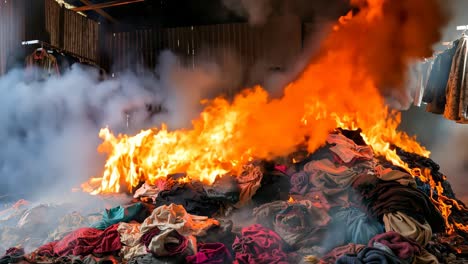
[0,51,235,202]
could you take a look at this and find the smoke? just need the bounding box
[0,50,236,203]
[222,0,274,26]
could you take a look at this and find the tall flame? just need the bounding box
[82,0,466,233]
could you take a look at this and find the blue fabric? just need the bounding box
[90,202,143,230]
[323,207,384,251]
[336,247,404,264]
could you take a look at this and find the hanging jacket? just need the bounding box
[423,40,459,114]
[444,35,468,121]
[25,49,60,80]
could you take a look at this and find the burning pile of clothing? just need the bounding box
[0,129,467,264]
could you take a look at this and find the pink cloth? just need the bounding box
[232,224,288,264]
[37,224,121,256]
[186,243,232,264]
[368,231,421,259]
[274,165,287,174]
[326,134,373,164]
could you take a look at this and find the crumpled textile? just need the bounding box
[127,254,186,264]
[383,211,432,246]
[375,166,416,187]
[235,164,263,208]
[203,175,240,204]
[17,204,62,231]
[118,222,146,261]
[291,190,331,210]
[290,171,309,195]
[46,212,90,243]
[251,170,290,205]
[37,224,121,256]
[356,181,445,233]
[326,133,373,164]
[120,204,218,260]
[144,228,194,257]
[303,159,360,207]
[0,247,25,264]
[141,204,219,237]
[335,247,404,264]
[324,207,384,250]
[232,224,288,264]
[274,201,330,248]
[444,35,468,121]
[368,231,421,260]
[320,244,366,264]
[91,203,145,230]
[186,243,233,264]
[134,181,169,202]
[155,182,220,217]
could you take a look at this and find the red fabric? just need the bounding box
[186,243,232,264]
[274,165,287,174]
[36,242,57,257]
[232,224,288,264]
[368,231,421,259]
[38,224,121,256]
[140,227,161,247]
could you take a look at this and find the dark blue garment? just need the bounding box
[336,247,404,264]
[323,207,384,251]
[423,40,459,114]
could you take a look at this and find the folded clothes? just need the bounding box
[368,231,421,260]
[324,207,384,250]
[186,243,233,264]
[232,224,288,264]
[90,203,146,230]
[36,224,121,257]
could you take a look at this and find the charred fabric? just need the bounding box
[0,129,467,264]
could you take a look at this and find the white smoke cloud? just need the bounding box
[0,51,234,203]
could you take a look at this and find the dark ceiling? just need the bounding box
[64,0,350,29]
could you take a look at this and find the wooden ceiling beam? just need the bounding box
[78,0,118,23]
[72,0,144,12]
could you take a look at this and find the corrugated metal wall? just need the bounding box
[0,0,100,75]
[0,0,19,74]
[107,24,266,73]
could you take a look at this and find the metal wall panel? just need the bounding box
[106,23,266,74]
[0,0,101,75]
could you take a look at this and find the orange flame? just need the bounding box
[83,0,437,194]
[81,1,468,236]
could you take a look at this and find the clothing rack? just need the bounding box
[21,40,99,67]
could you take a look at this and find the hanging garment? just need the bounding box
[423,40,459,114]
[414,61,434,107]
[25,49,60,80]
[444,35,468,121]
